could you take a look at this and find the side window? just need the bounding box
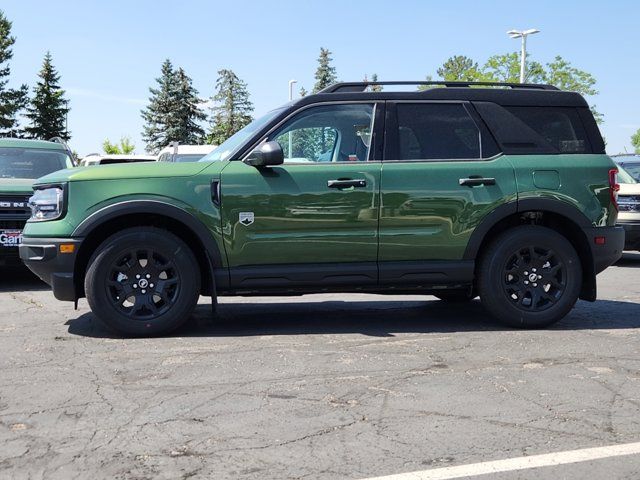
[395,103,481,161]
[271,104,375,163]
[505,106,591,153]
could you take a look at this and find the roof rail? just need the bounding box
[318,81,559,93]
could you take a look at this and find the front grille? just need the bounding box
[618,195,640,212]
[0,195,31,221]
[0,220,26,229]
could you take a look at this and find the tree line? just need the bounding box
[0,10,70,141]
[3,5,637,154]
[140,47,342,154]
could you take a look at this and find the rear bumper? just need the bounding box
[617,221,640,251]
[584,226,625,274]
[19,236,82,301]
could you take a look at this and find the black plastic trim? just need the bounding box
[72,200,227,290]
[228,260,474,291]
[379,260,474,285]
[230,262,378,289]
[463,198,593,260]
[19,237,82,301]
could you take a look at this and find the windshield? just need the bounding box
[619,163,640,182]
[200,108,286,162]
[617,165,637,184]
[0,147,73,179]
[174,154,208,163]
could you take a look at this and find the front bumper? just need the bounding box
[584,226,625,274]
[616,221,640,251]
[19,237,83,301]
[0,250,23,267]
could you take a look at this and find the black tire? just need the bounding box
[434,291,476,302]
[85,227,200,337]
[477,225,582,329]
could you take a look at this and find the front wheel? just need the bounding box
[477,226,582,329]
[85,227,200,337]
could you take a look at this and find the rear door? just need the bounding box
[220,102,384,289]
[378,101,517,283]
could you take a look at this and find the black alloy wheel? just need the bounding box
[478,225,582,328]
[85,227,200,336]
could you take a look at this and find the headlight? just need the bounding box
[28,186,65,222]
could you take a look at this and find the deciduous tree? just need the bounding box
[103,136,135,154]
[632,129,640,154]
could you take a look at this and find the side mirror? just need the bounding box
[244,141,284,167]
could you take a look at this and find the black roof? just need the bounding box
[295,81,589,108]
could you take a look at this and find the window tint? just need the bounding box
[505,106,590,153]
[271,104,374,163]
[395,103,481,160]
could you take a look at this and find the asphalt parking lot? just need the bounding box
[2,255,640,479]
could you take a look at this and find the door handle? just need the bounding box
[459,176,496,187]
[327,179,367,189]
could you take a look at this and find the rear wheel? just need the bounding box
[85,227,200,337]
[478,226,582,328]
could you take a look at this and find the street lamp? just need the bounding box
[507,29,540,83]
[288,79,297,158]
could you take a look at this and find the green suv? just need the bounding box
[0,138,74,266]
[19,81,624,336]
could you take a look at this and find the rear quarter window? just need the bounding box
[505,106,591,154]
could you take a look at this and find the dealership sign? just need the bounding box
[0,230,22,247]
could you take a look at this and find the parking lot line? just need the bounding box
[362,441,640,480]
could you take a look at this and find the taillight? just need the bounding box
[609,168,620,211]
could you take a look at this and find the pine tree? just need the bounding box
[173,67,206,144]
[24,52,70,140]
[207,69,253,145]
[141,59,177,153]
[370,73,382,92]
[299,86,307,97]
[0,10,28,136]
[140,60,205,153]
[312,48,337,93]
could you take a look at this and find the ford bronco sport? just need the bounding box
[20,81,624,336]
[0,138,74,266]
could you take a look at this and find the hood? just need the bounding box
[34,161,216,185]
[0,177,36,195]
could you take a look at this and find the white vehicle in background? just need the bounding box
[79,154,157,167]
[157,143,217,163]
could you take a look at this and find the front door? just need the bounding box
[220,102,383,289]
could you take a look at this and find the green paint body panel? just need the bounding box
[24,161,228,266]
[511,154,617,227]
[219,160,381,266]
[0,178,35,195]
[379,155,518,261]
[22,152,618,270]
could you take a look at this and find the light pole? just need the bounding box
[507,29,540,83]
[288,79,297,158]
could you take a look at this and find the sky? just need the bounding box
[2,0,639,155]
